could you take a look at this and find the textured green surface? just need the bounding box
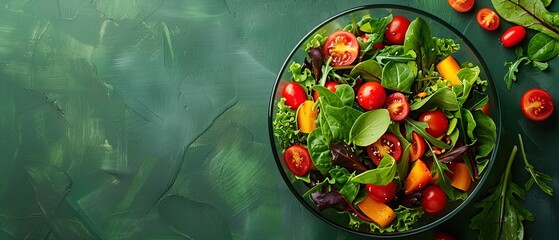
[0,0,557,239]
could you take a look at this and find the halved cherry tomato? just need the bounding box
[418,109,449,138]
[282,82,307,110]
[421,185,447,214]
[357,81,386,110]
[366,181,398,203]
[385,92,410,121]
[520,88,554,121]
[385,16,411,45]
[366,133,402,165]
[283,145,311,176]
[322,30,359,67]
[448,0,474,13]
[409,132,426,162]
[476,8,500,31]
[313,81,339,101]
[501,26,526,48]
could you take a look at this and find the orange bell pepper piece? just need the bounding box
[297,100,318,133]
[449,162,472,191]
[436,56,462,86]
[404,159,431,194]
[357,195,396,228]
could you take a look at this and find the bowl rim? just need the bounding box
[267,3,501,238]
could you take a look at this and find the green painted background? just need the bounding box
[0,0,557,239]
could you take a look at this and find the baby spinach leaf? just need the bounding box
[403,17,436,70]
[350,59,382,82]
[541,0,552,7]
[335,84,355,107]
[464,90,489,111]
[314,85,344,107]
[409,88,460,112]
[308,129,333,175]
[349,109,391,146]
[527,33,559,61]
[351,155,397,185]
[491,0,559,40]
[463,109,476,142]
[319,103,363,142]
[329,167,360,203]
[472,111,496,159]
[381,61,415,93]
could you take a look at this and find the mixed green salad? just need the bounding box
[272,13,497,233]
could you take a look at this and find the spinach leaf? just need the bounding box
[541,0,552,7]
[376,50,416,65]
[335,84,355,107]
[455,67,481,105]
[349,109,391,146]
[463,109,476,142]
[308,129,333,175]
[472,110,496,159]
[491,0,559,40]
[314,85,344,107]
[403,17,436,71]
[329,167,360,203]
[351,155,397,185]
[363,15,393,44]
[381,61,415,93]
[320,104,363,142]
[527,33,559,61]
[464,90,489,111]
[350,59,382,82]
[409,88,460,112]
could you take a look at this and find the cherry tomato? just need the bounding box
[448,0,474,13]
[476,8,500,31]
[366,181,398,203]
[421,185,447,214]
[385,92,410,121]
[385,16,411,45]
[480,102,490,115]
[373,42,384,49]
[501,25,526,48]
[313,81,339,101]
[282,82,307,110]
[283,145,311,176]
[322,30,360,67]
[357,81,387,110]
[409,132,426,162]
[366,133,402,165]
[418,109,449,138]
[433,231,457,240]
[520,88,554,121]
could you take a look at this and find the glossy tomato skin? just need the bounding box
[283,145,311,176]
[366,181,398,203]
[322,30,359,67]
[520,88,554,121]
[385,16,411,45]
[313,81,339,101]
[385,92,410,121]
[476,8,500,31]
[421,185,447,214]
[409,132,426,162]
[366,133,402,166]
[433,231,457,240]
[282,82,307,110]
[418,109,449,138]
[501,26,526,48]
[448,0,474,12]
[357,81,386,110]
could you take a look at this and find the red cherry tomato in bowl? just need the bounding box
[357,81,386,110]
[501,25,526,48]
[313,81,339,101]
[366,133,402,166]
[418,109,449,138]
[421,185,447,214]
[322,30,359,67]
[281,82,307,110]
[283,145,311,176]
[366,181,398,203]
[385,92,410,121]
[409,132,426,162]
[520,88,554,121]
[448,0,474,13]
[476,8,500,31]
[385,16,411,45]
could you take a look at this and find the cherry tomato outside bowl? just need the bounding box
[476,8,500,31]
[322,30,360,67]
[448,0,474,13]
[520,88,554,121]
[501,25,526,48]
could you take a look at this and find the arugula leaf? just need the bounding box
[404,118,451,149]
[517,134,553,196]
[428,142,467,200]
[351,155,397,185]
[503,47,548,90]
